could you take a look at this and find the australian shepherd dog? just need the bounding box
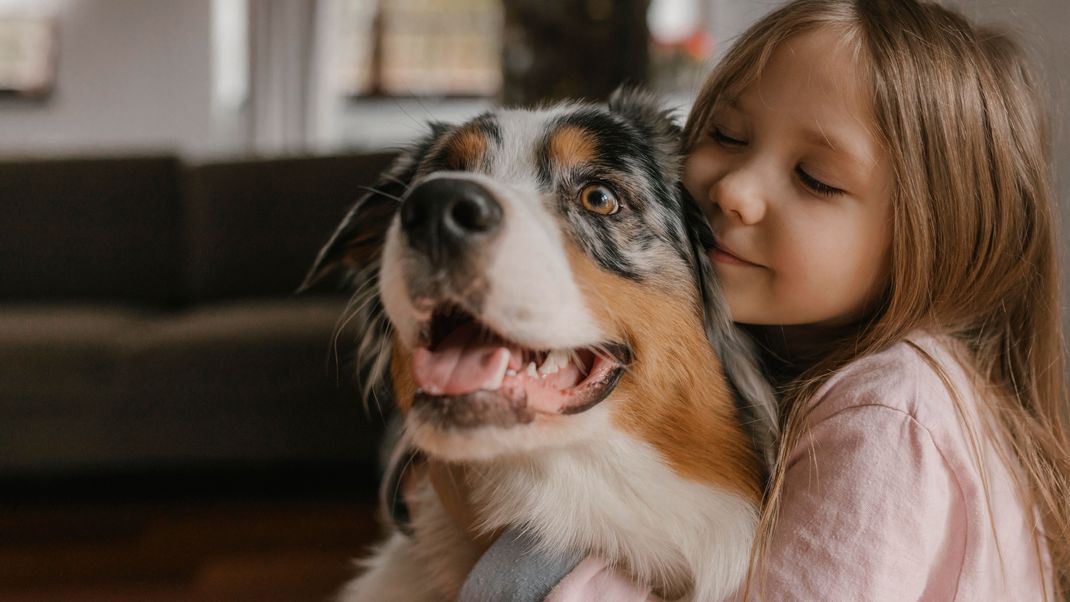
[304,90,777,601]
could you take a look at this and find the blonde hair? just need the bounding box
[684,0,1070,597]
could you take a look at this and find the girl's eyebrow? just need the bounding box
[800,126,848,154]
[798,125,876,171]
[710,96,743,116]
[800,125,881,176]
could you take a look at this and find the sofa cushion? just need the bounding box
[183,152,398,303]
[0,305,156,471]
[113,298,381,466]
[0,157,182,305]
[0,299,384,472]
[0,305,153,411]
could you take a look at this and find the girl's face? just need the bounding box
[684,28,893,326]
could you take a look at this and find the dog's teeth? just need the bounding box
[525,361,539,378]
[482,350,510,391]
[506,369,517,377]
[537,348,570,376]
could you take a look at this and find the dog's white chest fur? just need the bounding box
[473,427,758,601]
[340,420,757,602]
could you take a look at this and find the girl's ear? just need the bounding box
[299,124,451,292]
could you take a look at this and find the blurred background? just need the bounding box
[0,1,1066,600]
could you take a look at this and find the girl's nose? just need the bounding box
[713,167,767,225]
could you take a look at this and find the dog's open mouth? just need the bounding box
[410,304,631,419]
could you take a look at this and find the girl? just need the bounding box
[421,0,1070,599]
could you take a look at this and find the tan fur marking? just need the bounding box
[391,335,418,414]
[444,126,488,171]
[566,245,762,502]
[548,126,597,168]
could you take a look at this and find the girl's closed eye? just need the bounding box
[710,126,746,147]
[796,165,844,196]
[709,122,845,197]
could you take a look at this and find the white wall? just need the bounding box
[0,0,246,157]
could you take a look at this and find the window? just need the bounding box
[337,0,502,98]
[0,16,56,98]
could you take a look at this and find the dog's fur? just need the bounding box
[304,90,777,601]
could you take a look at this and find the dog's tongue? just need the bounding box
[412,322,510,396]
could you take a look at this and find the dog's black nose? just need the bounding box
[400,178,502,260]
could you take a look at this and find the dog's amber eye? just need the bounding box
[580,184,620,215]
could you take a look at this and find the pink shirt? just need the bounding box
[546,332,1052,601]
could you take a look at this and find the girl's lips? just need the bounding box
[710,240,762,267]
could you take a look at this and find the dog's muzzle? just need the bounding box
[400,178,502,267]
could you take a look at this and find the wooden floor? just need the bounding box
[0,467,385,602]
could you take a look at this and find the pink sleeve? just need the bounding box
[548,405,961,601]
[728,404,963,601]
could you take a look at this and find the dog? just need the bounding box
[303,89,777,601]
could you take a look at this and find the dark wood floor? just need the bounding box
[0,466,385,602]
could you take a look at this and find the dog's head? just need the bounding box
[306,90,775,464]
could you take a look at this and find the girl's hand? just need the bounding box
[402,456,500,557]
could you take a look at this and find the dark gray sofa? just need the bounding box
[0,152,396,474]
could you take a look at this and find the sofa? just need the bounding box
[0,152,397,476]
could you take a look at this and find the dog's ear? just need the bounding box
[607,86,683,180]
[677,183,779,473]
[298,123,451,293]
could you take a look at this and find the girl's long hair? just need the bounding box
[684,0,1070,597]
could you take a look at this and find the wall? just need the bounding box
[0,0,246,157]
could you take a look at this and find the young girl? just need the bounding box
[421,0,1070,599]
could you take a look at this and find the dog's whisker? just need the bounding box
[379,172,412,193]
[330,290,369,385]
[333,285,377,379]
[324,256,397,418]
[443,462,463,500]
[391,97,436,135]
[365,333,392,417]
[357,184,405,204]
[390,448,420,522]
[406,90,438,124]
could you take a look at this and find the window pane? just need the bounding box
[338,0,502,97]
[0,17,55,97]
